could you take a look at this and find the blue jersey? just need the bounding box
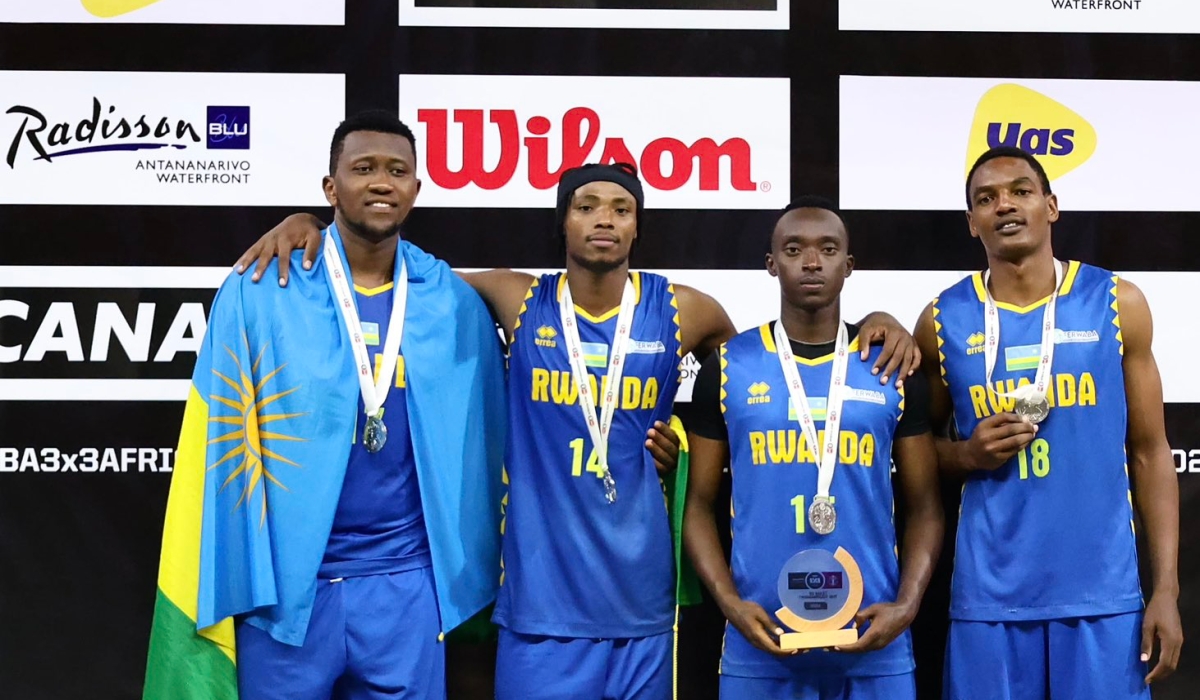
[494,272,682,638]
[719,323,913,679]
[935,261,1141,621]
[319,283,430,579]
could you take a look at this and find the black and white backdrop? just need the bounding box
[0,1,1196,698]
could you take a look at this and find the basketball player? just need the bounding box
[914,146,1182,699]
[233,164,922,699]
[164,110,510,700]
[684,197,944,700]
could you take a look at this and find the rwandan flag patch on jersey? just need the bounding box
[788,396,827,421]
[361,322,381,346]
[1004,344,1041,372]
[581,342,608,368]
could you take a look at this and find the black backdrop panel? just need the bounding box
[0,1,1196,698]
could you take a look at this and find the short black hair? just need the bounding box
[770,195,849,251]
[965,146,1052,208]
[329,109,417,175]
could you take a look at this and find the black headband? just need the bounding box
[554,162,645,236]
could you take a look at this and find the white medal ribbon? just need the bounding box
[323,230,408,426]
[774,319,850,503]
[558,276,636,504]
[982,259,1062,403]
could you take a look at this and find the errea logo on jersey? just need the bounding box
[966,84,1097,184]
[966,332,985,356]
[535,325,557,348]
[747,382,771,404]
[400,74,789,209]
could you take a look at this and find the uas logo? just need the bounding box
[965,84,1097,184]
[81,1,161,17]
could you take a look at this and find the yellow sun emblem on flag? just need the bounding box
[207,341,305,526]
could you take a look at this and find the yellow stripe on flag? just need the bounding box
[158,385,236,661]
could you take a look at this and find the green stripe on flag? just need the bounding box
[144,589,238,700]
[666,416,703,607]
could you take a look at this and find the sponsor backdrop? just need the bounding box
[0,0,1196,698]
[0,71,343,205]
[839,0,1199,34]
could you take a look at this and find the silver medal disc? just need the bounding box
[807,497,837,535]
[363,415,388,453]
[1015,395,1050,425]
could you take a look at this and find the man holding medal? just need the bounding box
[684,197,945,700]
[232,165,923,699]
[914,146,1183,698]
[445,167,916,700]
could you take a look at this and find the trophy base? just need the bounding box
[779,628,859,651]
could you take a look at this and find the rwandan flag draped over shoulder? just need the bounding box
[143,228,507,700]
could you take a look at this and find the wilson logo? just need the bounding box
[418,107,756,192]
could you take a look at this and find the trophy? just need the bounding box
[775,546,864,650]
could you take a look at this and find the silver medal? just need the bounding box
[323,231,408,462]
[1015,394,1050,425]
[982,261,1064,428]
[363,415,387,453]
[602,472,617,504]
[558,276,636,505]
[808,497,837,535]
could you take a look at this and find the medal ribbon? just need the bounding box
[323,226,408,425]
[774,319,850,503]
[982,259,1062,402]
[559,276,636,503]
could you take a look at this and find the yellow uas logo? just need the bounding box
[966,84,1097,184]
[82,0,162,18]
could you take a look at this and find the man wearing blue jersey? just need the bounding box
[221,110,507,700]
[234,166,922,700]
[914,146,1182,699]
[684,197,945,700]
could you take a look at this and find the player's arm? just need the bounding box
[675,284,737,362]
[236,213,326,285]
[229,213,531,335]
[855,311,921,389]
[914,302,1035,478]
[838,373,943,653]
[456,270,535,342]
[1117,279,1183,684]
[682,352,792,657]
[645,419,682,476]
[684,435,792,658]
